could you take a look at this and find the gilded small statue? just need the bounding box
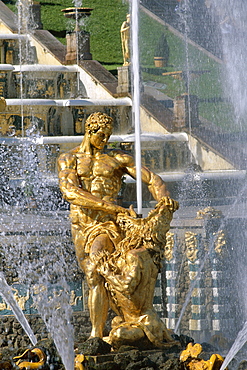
[164,231,175,261]
[214,230,226,255]
[0,97,6,112]
[58,112,178,347]
[13,348,46,369]
[120,14,130,66]
[196,206,223,219]
[185,231,199,262]
[180,342,227,370]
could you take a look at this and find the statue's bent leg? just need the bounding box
[110,325,145,347]
[82,234,114,338]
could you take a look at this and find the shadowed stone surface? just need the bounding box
[78,338,112,356]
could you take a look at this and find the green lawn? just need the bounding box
[138,11,235,130]
[7,0,128,63]
[6,0,236,131]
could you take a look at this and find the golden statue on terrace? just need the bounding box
[58,112,178,348]
[120,14,130,66]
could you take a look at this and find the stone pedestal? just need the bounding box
[30,2,43,29]
[117,65,131,95]
[173,94,200,129]
[66,31,92,64]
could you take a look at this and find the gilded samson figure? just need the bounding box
[58,112,178,347]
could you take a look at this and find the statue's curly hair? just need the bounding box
[85,112,113,136]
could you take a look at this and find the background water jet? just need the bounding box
[0,272,37,346]
[131,0,142,216]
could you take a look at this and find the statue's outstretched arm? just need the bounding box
[114,151,169,201]
[127,165,169,200]
[144,169,169,200]
[57,153,128,215]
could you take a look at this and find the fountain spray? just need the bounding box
[131,0,142,216]
[0,272,37,346]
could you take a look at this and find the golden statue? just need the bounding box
[120,14,130,66]
[214,230,226,255]
[11,288,29,311]
[164,231,175,261]
[185,232,199,262]
[58,112,177,347]
[180,342,227,370]
[14,348,46,370]
[196,206,222,219]
[74,354,86,370]
[0,97,6,112]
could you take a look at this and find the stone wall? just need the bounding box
[0,309,120,350]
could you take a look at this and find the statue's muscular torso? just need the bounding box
[76,151,125,202]
[58,145,167,217]
[58,148,135,211]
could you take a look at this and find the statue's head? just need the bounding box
[85,112,113,137]
[81,112,113,153]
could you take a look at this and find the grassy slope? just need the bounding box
[6,0,235,130]
[138,11,234,129]
[7,0,128,64]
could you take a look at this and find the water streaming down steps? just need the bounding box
[7,2,76,369]
[213,1,247,367]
